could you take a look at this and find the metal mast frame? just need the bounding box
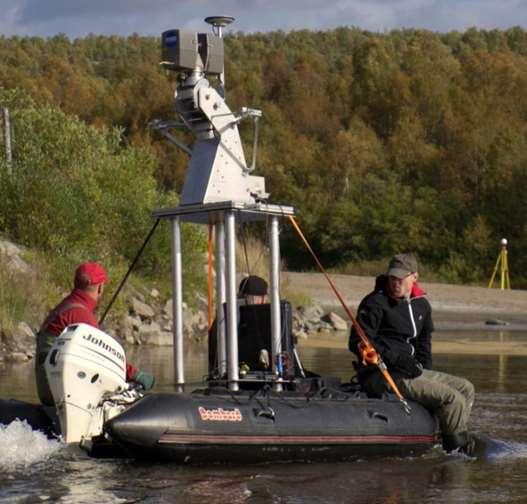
[153,201,295,392]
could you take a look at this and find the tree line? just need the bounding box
[1,26,526,287]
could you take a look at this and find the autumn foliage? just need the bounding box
[1,27,526,286]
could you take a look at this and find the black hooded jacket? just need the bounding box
[349,275,434,375]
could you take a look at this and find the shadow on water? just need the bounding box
[2,331,527,502]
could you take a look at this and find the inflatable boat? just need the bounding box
[1,322,438,463]
[105,391,437,463]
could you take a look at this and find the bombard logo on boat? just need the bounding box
[82,333,125,362]
[198,406,243,422]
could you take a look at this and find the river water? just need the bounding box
[1,329,527,503]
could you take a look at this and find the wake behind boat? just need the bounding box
[0,399,58,439]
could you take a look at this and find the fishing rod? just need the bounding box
[288,215,411,414]
[99,219,161,326]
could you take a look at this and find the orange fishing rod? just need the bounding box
[288,215,411,414]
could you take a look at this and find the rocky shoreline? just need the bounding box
[0,289,349,364]
[0,239,349,363]
[1,239,526,364]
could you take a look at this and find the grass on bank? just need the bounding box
[0,246,157,334]
[0,88,208,333]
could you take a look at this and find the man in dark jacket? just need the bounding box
[35,262,155,406]
[349,253,475,454]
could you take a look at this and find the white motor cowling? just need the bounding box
[45,323,128,443]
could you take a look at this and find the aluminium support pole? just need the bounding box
[171,217,185,392]
[269,215,282,391]
[215,219,227,377]
[225,211,239,391]
[3,107,12,174]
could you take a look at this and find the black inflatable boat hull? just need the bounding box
[104,392,439,463]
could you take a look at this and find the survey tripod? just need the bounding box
[488,238,511,290]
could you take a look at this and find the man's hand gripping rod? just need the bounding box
[288,216,411,414]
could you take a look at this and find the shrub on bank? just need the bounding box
[0,88,206,327]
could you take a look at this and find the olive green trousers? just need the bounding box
[400,368,475,435]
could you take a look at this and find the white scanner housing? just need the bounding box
[45,323,127,443]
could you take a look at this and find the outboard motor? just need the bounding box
[45,323,128,443]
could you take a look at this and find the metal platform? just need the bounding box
[153,200,295,224]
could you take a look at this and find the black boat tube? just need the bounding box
[104,391,439,464]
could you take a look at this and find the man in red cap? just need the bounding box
[35,261,154,406]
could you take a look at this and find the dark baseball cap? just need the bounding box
[238,275,268,296]
[386,253,418,279]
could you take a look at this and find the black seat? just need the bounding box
[237,300,293,373]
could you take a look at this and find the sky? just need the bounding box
[1,0,526,39]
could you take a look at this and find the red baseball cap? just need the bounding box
[75,262,108,286]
